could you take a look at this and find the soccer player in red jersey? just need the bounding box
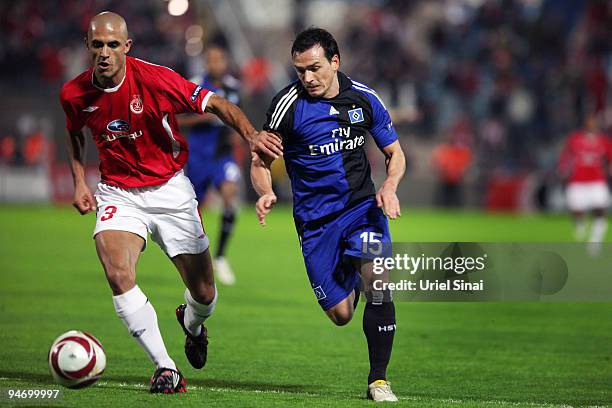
[558,112,612,249]
[59,12,281,393]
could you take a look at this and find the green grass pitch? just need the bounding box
[0,205,610,407]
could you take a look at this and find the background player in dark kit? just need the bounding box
[178,43,243,285]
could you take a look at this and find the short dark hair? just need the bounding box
[291,27,340,62]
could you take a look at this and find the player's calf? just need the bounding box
[104,267,136,294]
[362,290,396,385]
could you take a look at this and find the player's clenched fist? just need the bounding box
[73,183,97,215]
[256,193,277,226]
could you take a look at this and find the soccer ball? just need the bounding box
[48,330,106,388]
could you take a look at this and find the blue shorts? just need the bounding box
[296,197,391,311]
[186,155,241,202]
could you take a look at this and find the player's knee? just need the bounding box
[331,312,353,326]
[328,308,354,326]
[188,283,216,304]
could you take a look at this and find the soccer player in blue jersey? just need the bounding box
[251,28,406,401]
[178,44,242,285]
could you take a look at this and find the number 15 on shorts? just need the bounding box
[360,231,383,256]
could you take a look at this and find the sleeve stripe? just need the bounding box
[201,91,215,112]
[134,57,176,72]
[350,79,372,90]
[269,86,297,129]
[351,84,387,110]
[271,93,298,130]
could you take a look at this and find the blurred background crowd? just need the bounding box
[0,0,610,210]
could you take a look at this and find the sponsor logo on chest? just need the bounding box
[308,126,365,156]
[102,119,143,142]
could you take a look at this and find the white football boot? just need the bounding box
[214,257,236,285]
[367,380,398,402]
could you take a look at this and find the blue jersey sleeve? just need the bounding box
[366,92,398,150]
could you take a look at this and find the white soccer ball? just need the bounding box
[48,330,106,388]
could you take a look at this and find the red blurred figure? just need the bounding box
[558,112,612,246]
[0,136,16,164]
[23,131,46,165]
[432,120,473,207]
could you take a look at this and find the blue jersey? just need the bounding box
[188,74,240,159]
[264,72,398,223]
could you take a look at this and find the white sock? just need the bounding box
[113,285,176,370]
[184,287,217,337]
[574,219,587,241]
[589,217,608,243]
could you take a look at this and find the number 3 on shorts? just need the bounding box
[101,205,118,221]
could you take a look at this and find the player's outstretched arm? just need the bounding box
[205,94,283,158]
[176,111,217,128]
[376,140,406,219]
[250,151,277,226]
[66,130,97,215]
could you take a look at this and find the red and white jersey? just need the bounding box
[558,130,612,183]
[60,56,213,188]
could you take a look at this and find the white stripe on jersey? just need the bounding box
[201,91,215,112]
[269,86,297,130]
[351,83,387,110]
[271,92,299,130]
[351,79,373,91]
[134,57,176,73]
[162,114,181,158]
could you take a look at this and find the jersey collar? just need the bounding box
[337,71,353,93]
[91,61,128,93]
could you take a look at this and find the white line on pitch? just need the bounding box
[1,377,601,407]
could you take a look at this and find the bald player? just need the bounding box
[59,12,282,393]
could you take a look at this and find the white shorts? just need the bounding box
[566,181,611,212]
[93,170,209,257]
